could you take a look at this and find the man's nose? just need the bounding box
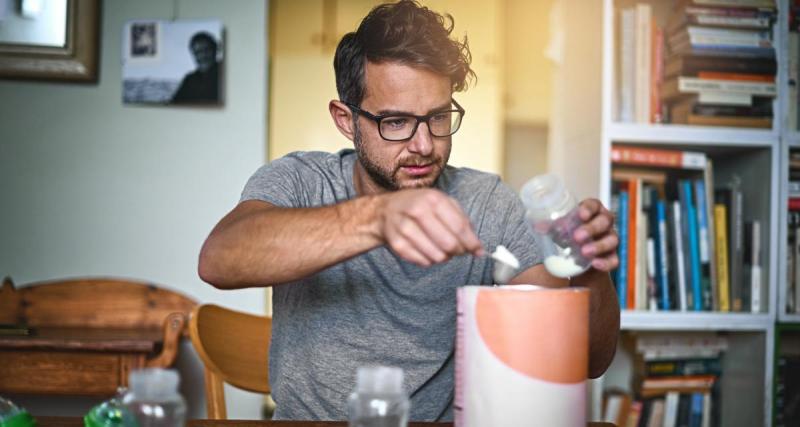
[406,122,434,156]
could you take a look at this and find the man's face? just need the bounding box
[353,61,453,192]
[191,39,216,72]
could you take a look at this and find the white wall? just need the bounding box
[0,0,268,419]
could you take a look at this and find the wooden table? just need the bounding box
[37,416,615,427]
[0,327,163,396]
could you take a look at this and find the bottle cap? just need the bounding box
[129,368,180,401]
[520,173,575,222]
[356,366,404,394]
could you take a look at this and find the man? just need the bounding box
[199,0,620,421]
[172,32,220,104]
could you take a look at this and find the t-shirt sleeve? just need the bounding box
[239,155,309,208]
[494,181,544,272]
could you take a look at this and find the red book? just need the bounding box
[789,198,800,211]
[611,146,707,170]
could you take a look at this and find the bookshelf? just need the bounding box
[583,0,786,425]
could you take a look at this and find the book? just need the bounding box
[647,237,659,311]
[620,7,636,122]
[681,180,704,311]
[669,113,772,128]
[696,71,774,82]
[714,204,731,311]
[603,390,633,426]
[666,6,775,33]
[745,220,762,313]
[626,400,643,427]
[612,146,707,170]
[641,375,717,397]
[662,76,777,100]
[656,200,672,310]
[690,392,704,427]
[694,179,713,310]
[669,26,773,49]
[668,42,776,59]
[664,54,777,78]
[672,200,690,311]
[612,168,668,186]
[716,185,745,311]
[651,20,665,123]
[663,391,680,427]
[645,358,723,377]
[682,0,776,7]
[616,190,630,308]
[628,179,641,310]
[636,4,653,124]
[637,333,728,360]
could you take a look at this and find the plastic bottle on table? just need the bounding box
[121,368,186,427]
[84,389,137,427]
[520,173,592,278]
[0,396,35,427]
[347,366,410,427]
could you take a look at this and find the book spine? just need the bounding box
[628,179,639,310]
[750,220,761,313]
[683,181,704,311]
[673,201,689,311]
[694,179,713,310]
[656,200,671,310]
[651,21,664,123]
[617,191,630,308]
[730,188,744,311]
[714,204,731,311]
[647,237,658,311]
[636,4,653,123]
[611,146,707,169]
[620,8,636,122]
[677,77,777,96]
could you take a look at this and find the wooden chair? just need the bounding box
[188,304,272,419]
[0,276,196,395]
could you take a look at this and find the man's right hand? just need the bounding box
[377,189,484,266]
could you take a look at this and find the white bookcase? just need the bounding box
[577,0,789,425]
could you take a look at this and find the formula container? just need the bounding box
[454,285,589,427]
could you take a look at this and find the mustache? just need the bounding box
[398,156,440,167]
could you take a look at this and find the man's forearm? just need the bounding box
[571,268,620,378]
[199,196,385,289]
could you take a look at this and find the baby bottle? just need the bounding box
[520,173,591,278]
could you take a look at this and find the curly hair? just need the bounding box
[333,0,475,106]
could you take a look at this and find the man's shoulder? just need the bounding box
[271,149,353,172]
[441,165,502,191]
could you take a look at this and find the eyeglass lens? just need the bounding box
[379,111,462,141]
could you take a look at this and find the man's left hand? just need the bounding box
[573,198,619,272]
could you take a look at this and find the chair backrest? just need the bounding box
[188,304,271,419]
[0,276,196,329]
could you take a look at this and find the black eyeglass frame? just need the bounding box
[345,99,465,142]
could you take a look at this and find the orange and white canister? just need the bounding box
[454,285,589,427]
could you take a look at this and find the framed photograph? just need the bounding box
[0,0,100,82]
[122,19,224,105]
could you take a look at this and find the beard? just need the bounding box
[352,119,449,191]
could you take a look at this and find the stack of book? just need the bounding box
[618,3,665,123]
[602,333,726,426]
[661,0,777,128]
[611,145,763,312]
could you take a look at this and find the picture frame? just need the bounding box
[0,0,100,82]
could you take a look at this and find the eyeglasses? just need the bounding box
[346,99,465,142]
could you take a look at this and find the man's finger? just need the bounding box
[574,210,614,243]
[395,217,449,264]
[578,198,602,221]
[435,197,483,254]
[581,232,620,257]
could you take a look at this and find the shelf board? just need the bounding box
[787,132,800,148]
[621,311,772,331]
[778,313,800,323]
[607,123,778,147]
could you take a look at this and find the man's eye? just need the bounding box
[384,117,410,128]
[431,112,450,122]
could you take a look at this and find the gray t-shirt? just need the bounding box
[240,149,542,421]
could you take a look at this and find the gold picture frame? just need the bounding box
[0,0,100,82]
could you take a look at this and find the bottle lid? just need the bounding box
[128,368,180,401]
[356,366,404,394]
[520,174,575,221]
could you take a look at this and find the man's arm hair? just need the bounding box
[198,197,385,289]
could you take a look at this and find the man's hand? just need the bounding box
[378,189,483,266]
[573,198,620,272]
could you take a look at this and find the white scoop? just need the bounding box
[490,245,520,284]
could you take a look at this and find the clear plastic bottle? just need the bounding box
[0,396,35,427]
[121,368,186,427]
[347,366,410,427]
[520,173,591,278]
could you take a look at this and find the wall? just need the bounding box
[0,0,268,419]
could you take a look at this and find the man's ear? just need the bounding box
[329,100,355,141]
